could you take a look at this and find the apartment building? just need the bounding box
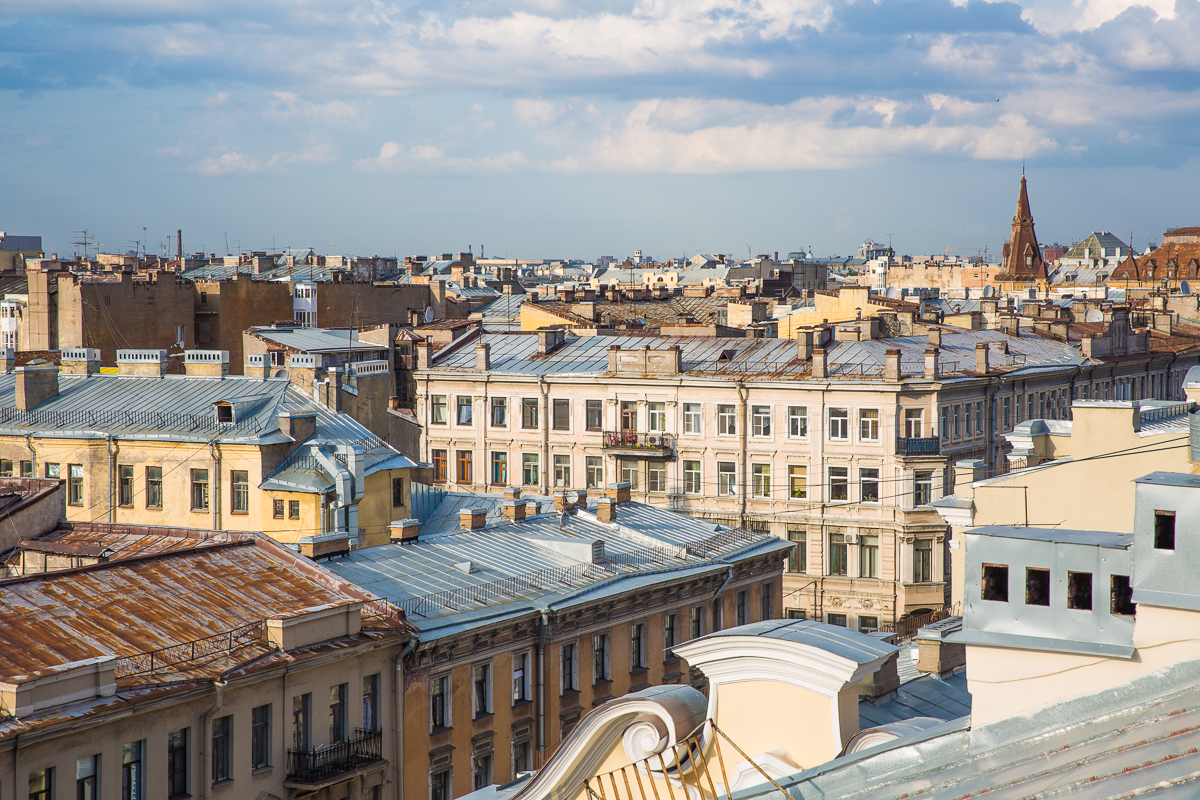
[326,490,789,799]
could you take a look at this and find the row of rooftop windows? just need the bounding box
[980,564,1137,616]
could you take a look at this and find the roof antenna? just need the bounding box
[1022,156,1025,177]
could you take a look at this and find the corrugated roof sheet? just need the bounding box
[250,327,388,354]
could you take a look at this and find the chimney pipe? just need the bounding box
[975,342,989,374]
[475,341,490,371]
[176,229,182,266]
[812,348,827,379]
[924,347,940,380]
[502,499,526,522]
[389,518,420,544]
[459,507,488,530]
[884,348,901,381]
[596,497,616,523]
[928,328,941,348]
[606,481,631,505]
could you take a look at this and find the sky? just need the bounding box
[1,0,1198,261]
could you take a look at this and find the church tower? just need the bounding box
[996,174,1048,289]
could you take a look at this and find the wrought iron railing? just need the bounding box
[879,607,950,642]
[0,407,258,433]
[896,436,940,456]
[601,431,674,452]
[115,620,264,678]
[287,728,383,783]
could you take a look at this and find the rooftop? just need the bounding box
[249,326,389,354]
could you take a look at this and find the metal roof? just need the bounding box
[250,327,388,354]
[967,525,1134,549]
[859,671,972,728]
[691,618,898,665]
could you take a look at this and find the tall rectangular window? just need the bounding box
[430,676,449,729]
[592,633,610,682]
[788,465,807,499]
[914,540,934,583]
[432,769,451,800]
[146,466,163,509]
[648,402,666,432]
[491,397,507,426]
[452,396,471,425]
[761,582,774,620]
[561,643,577,693]
[664,613,677,649]
[122,741,144,800]
[619,458,638,488]
[432,449,448,482]
[964,402,972,436]
[76,756,99,800]
[212,715,232,782]
[474,662,492,717]
[521,398,539,428]
[736,590,748,625]
[684,460,701,494]
[251,704,272,769]
[828,408,849,440]
[976,402,984,433]
[67,464,83,506]
[329,683,348,743]
[29,768,54,800]
[1155,511,1176,550]
[952,405,960,438]
[491,452,508,485]
[752,463,771,497]
[456,450,473,483]
[293,692,311,751]
[787,527,807,573]
[647,463,665,492]
[690,605,704,639]
[168,728,189,798]
[513,652,530,703]
[914,470,933,506]
[788,406,808,437]
[191,468,209,511]
[751,405,771,436]
[683,403,701,433]
[829,532,848,576]
[553,455,571,487]
[119,464,134,506]
[0,458,10,477]
[860,535,880,578]
[288,500,300,520]
[230,469,249,513]
[717,404,736,435]
[860,468,880,503]
[553,399,570,430]
[586,456,603,489]
[586,399,603,430]
[430,395,447,424]
[522,453,539,486]
[392,476,405,507]
[717,462,736,496]
[620,401,637,431]
[940,407,949,440]
[473,755,492,792]
[630,622,646,669]
[363,674,380,732]
[859,409,880,441]
[828,467,848,501]
[904,408,923,438]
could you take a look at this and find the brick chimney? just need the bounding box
[15,363,59,410]
[389,518,420,543]
[116,349,169,377]
[459,507,488,530]
[0,349,14,374]
[245,353,272,380]
[574,489,588,510]
[796,330,814,361]
[596,496,617,523]
[928,328,941,348]
[812,348,827,379]
[416,341,434,370]
[924,347,939,380]
[184,350,230,378]
[503,499,526,522]
[884,348,901,381]
[606,481,632,504]
[475,341,490,371]
[60,348,101,376]
[525,500,543,515]
[975,343,989,374]
[503,486,522,501]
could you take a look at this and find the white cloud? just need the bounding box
[189,151,259,175]
[354,140,528,173]
[200,91,230,109]
[512,99,568,127]
[267,91,360,121]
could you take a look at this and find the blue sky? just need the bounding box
[2,0,1198,261]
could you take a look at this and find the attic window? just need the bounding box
[718,349,737,362]
[982,564,1009,602]
[216,404,233,424]
[1111,575,1136,616]
[1025,568,1050,606]
[1154,510,1175,550]
[1067,572,1093,611]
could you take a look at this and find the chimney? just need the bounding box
[177,229,182,266]
[15,363,59,410]
[924,347,939,379]
[416,341,434,370]
[525,500,543,515]
[975,343,989,374]
[796,330,814,360]
[245,353,272,380]
[596,497,617,523]
[606,481,632,505]
[537,329,562,355]
[60,348,101,376]
[812,348,827,379]
[475,341,490,371]
[554,491,574,513]
[278,411,316,443]
[0,348,13,374]
[116,349,168,377]
[459,507,488,531]
[503,486,522,501]
[884,348,901,381]
[928,328,941,348]
[184,350,230,378]
[503,499,526,522]
[574,489,588,510]
[322,368,343,413]
[389,518,420,544]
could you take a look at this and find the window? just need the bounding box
[430,395,447,424]
[735,590,747,626]
[491,452,508,485]
[940,407,949,440]
[288,500,300,520]
[513,652,531,703]
[952,405,960,438]
[293,692,311,751]
[786,608,807,620]
[1067,571,1093,610]
[212,715,232,783]
[1025,568,1050,605]
[904,408,923,438]
[561,643,577,693]
[67,463,83,505]
[45,462,60,479]
[630,622,646,669]
[1155,511,1176,550]
[1002,397,1011,429]
[717,404,736,435]
[329,683,348,743]
[553,399,570,430]
[168,728,189,797]
[252,704,272,769]
[620,401,637,431]
[690,605,704,639]
[827,613,847,627]
[457,396,473,425]
[586,399,602,431]
[513,741,531,776]
[684,460,701,494]
[521,398,539,428]
[586,456,603,489]
[191,468,209,511]
[789,465,807,499]
[554,455,571,487]
[432,450,448,482]
[119,464,134,506]
[362,674,380,733]
[230,469,249,514]
[523,453,540,485]
[432,769,451,800]
[0,459,9,477]
[1028,394,1034,421]
[121,740,144,800]
[431,676,449,729]
[648,402,666,432]
[829,532,848,575]
[751,463,771,497]
[859,409,879,441]
[858,616,879,633]
[592,633,610,682]
[683,403,701,434]
[474,663,492,717]
[717,462,736,496]
[456,450,473,483]
[619,458,638,488]
[761,582,774,620]
[1112,575,1136,616]
[787,527,807,573]
[976,402,984,433]
[146,466,163,509]
[473,755,492,792]
[648,464,665,492]
[829,467,848,501]
[751,405,771,436]
[76,756,99,800]
[788,406,808,438]
[20,459,32,477]
[914,470,933,506]
[392,477,405,507]
[860,468,880,503]
[712,597,723,632]
[981,564,1008,601]
[491,397,507,426]
[964,402,972,436]
[828,408,849,440]
[29,769,54,800]
[664,613,678,649]
[860,534,879,578]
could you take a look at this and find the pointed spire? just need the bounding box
[998,173,1046,282]
[1014,175,1032,224]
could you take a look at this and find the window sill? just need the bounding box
[191,509,210,514]
[273,516,284,520]
[431,725,453,736]
[251,766,273,776]
[592,679,613,690]
[211,779,234,789]
[559,689,580,700]
[230,511,249,516]
[473,713,493,723]
[511,699,533,711]
[146,507,162,512]
[117,503,133,509]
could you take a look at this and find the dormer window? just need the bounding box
[216,404,233,424]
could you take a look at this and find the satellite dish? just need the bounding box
[1085,309,1104,323]
[982,285,995,298]
[424,306,435,324]
[1183,280,1192,295]
[885,286,900,299]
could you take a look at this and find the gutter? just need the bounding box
[199,679,227,800]
[737,380,748,528]
[106,435,118,523]
[394,635,418,800]
[209,441,222,532]
[537,611,548,753]
[23,433,35,478]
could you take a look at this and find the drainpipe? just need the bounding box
[712,566,732,629]
[106,434,117,523]
[537,611,549,752]
[199,679,227,800]
[24,434,35,479]
[737,381,748,528]
[539,376,550,495]
[209,441,222,531]
[394,636,418,800]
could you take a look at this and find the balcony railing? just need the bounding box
[896,436,940,456]
[287,729,383,785]
[601,430,674,455]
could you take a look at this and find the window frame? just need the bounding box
[751,405,771,437]
[683,403,702,434]
[490,397,507,427]
[230,469,249,514]
[828,408,849,441]
[190,468,210,512]
[592,633,611,684]
[521,398,539,429]
[858,408,880,442]
[552,399,570,431]
[585,399,603,431]
[683,460,701,494]
[430,395,448,425]
[788,406,808,438]
[717,404,737,436]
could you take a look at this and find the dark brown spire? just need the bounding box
[998,174,1047,282]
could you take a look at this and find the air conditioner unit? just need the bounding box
[647,435,662,447]
[844,533,860,544]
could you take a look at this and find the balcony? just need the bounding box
[896,436,940,456]
[286,729,384,790]
[601,431,675,458]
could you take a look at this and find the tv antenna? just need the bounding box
[72,229,95,261]
[223,232,230,254]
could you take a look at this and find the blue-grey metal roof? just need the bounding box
[418,490,555,536]
[692,618,898,665]
[250,327,388,354]
[860,672,971,728]
[967,525,1133,549]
